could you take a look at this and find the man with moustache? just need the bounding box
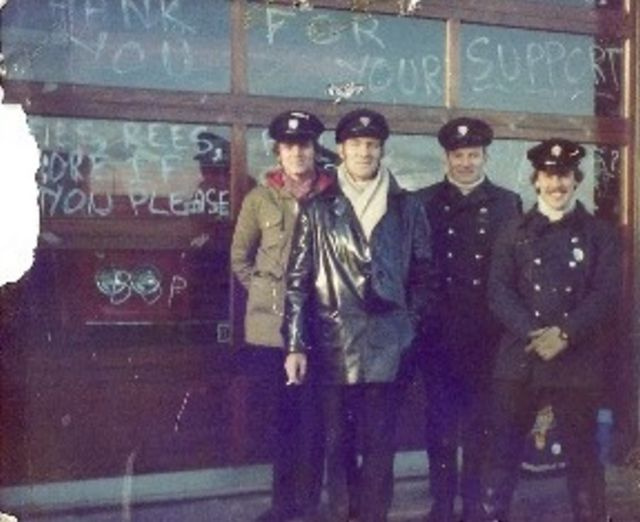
[283,108,439,522]
[478,138,621,522]
[231,110,332,522]
[416,118,522,522]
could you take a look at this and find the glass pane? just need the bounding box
[460,24,623,116]
[247,5,445,106]
[253,130,616,214]
[382,134,441,191]
[248,130,614,218]
[1,0,230,92]
[592,144,621,220]
[28,117,231,220]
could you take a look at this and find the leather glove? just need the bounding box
[525,326,569,361]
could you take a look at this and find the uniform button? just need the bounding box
[475,253,483,260]
[447,228,455,235]
[534,258,542,265]
[447,252,454,258]
[534,284,541,291]
[569,261,577,268]
[444,205,451,212]
[478,228,486,235]
[571,236,580,244]
[563,312,569,318]
[534,310,541,317]
[565,286,572,293]
[473,279,481,286]
[479,207,488,214]
[446,276,453,284]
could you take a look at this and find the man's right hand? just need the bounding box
[284,352,308,385]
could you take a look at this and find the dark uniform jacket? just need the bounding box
[417,178,522,381]
[488,202,621,389]
[283,175,439,385]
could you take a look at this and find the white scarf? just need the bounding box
[338,163,390,240]
[537,196,576,222]
[446,174,486,195]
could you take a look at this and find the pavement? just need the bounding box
[12,465,640,522]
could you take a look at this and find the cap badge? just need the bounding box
[359,116,371,127]
[288,118,299,130]
[291,111,309,119]
[457,125,468,136]
[551,144,562,157]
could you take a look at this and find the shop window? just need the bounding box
[29,116,230,220]
[246,5,445,106]
[1,0,230,92]
[247,128,614,217]
[460,24,623,116]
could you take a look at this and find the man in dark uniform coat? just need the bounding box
[478,138,622,522]
[416,117,522,522]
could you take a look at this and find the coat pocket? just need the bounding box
[247,273,284,317]
[368,312,414,351]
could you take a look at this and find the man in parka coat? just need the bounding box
[478,138,622,522]
[283,108,440,522]
[416,117,522,521]
[231,110,333,522]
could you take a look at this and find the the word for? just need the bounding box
[261,8,443,101]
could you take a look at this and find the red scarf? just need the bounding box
[266,168,333,201]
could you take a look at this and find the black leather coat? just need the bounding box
[416,178,522,381]
[283,176,439,385]
[488,202,622,389]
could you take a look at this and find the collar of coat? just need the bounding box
[319,168,404,201]
[519,200,590,237]
[440,176,497,202]
[265,167,334,199]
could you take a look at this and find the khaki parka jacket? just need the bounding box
[231,168,334,348]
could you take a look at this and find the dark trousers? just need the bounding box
[237,347,324,515]
[321,383,399,522]
[481,380,606,522]
[421,355,491,520]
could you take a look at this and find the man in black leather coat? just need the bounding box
[282,108,439,522]
[416,118,522,522]
[478,138,622,522]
